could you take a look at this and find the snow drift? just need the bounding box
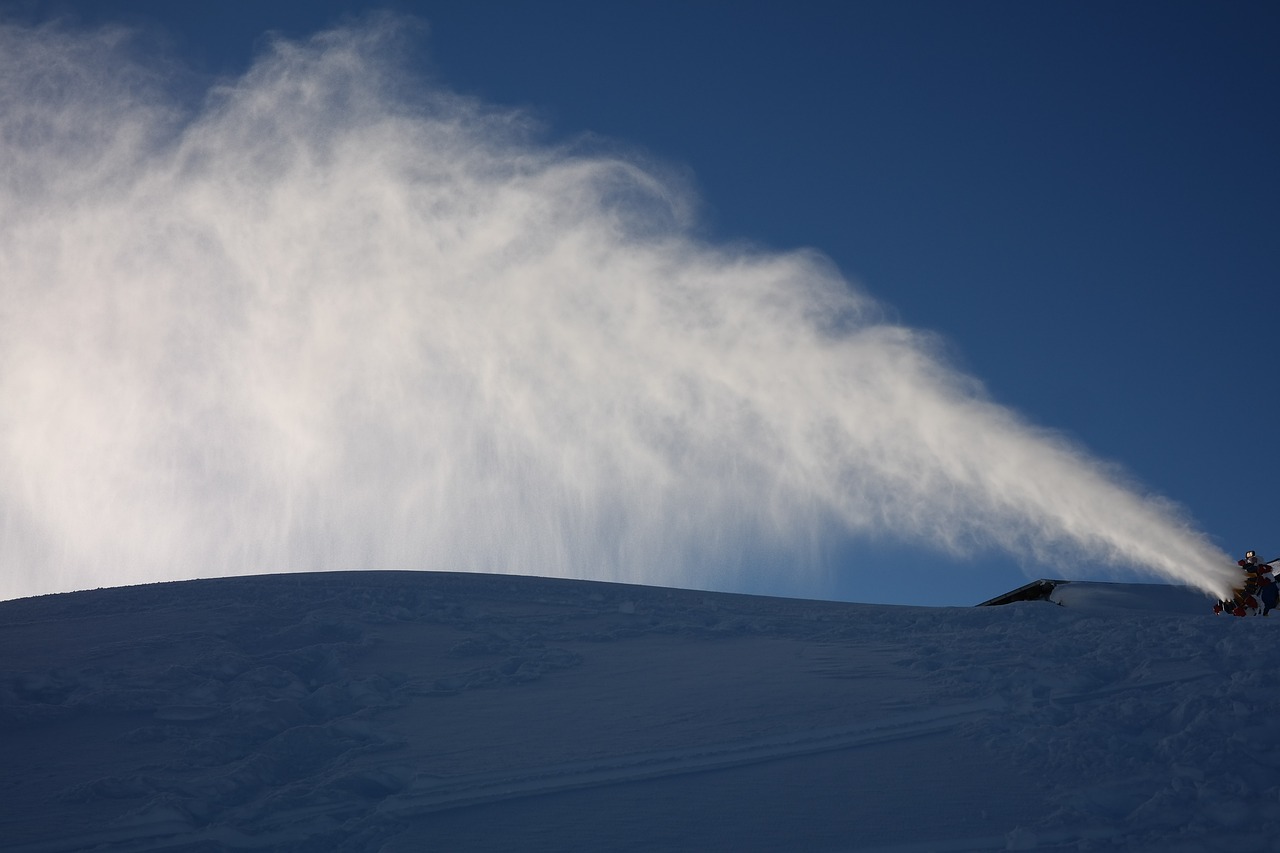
[0,571,1274,852]
[0,16,1236,602]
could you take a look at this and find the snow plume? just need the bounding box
[0,17,1236,602]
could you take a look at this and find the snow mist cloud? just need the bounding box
[0,18,1236,602]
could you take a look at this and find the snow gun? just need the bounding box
[1215,551,1280,617]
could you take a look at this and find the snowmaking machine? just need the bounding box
[1213,550,1279,617]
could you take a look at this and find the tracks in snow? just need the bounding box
[5,699,1004,852]
[375,698,1004,819]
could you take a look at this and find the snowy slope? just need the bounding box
[1047,580,1214,615]
[0,571,1275,852]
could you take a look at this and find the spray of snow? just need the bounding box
[0,17,1237,602]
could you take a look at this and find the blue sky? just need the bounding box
[4,1,1277,605]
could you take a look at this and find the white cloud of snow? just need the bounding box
[0,16,1238,601]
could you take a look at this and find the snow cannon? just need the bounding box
[1215,551,1279,617]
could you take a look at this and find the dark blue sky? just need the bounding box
[8,0,1278,603]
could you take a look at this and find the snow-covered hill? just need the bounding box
[0,571,1274,852]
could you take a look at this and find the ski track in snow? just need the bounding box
[373,698,1003,818]
[0,571,1277,852]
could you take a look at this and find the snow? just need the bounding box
[1047,581,1213,615]
[0,571,1276,852]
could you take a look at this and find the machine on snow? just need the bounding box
[1214,550,1279,617]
